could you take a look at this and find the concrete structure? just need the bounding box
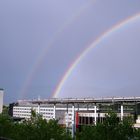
[0,89,4,113]
[11,97,140,138]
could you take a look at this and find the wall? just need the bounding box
[0,89,4,113]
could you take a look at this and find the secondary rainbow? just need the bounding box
[52,12,140,98]
[19,0,96,99]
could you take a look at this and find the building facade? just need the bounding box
[0,89,4,113]
[11,97,140,126]
[10,97,140,138]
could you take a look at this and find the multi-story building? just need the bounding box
[10,97,140,137]
[0,89,4,113]
[11,97,140,126]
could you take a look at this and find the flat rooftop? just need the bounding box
[17,97,140,105]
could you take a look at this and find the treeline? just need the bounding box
[0,112,71,140]
[1,112,140,140]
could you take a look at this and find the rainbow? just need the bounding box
[52,12,140,98]
[19,0,96,99]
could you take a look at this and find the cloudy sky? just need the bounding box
[0,0,140,103]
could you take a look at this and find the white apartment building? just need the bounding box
[0,89,4,113]
[11,97,140,138]
[12,97,137,127]
[11,97,140,132]
[13,103,96,127]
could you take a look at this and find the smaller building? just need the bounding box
[0,89,4,113]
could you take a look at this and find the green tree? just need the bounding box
[10,110,71,140]
[76,112,137,140]
[0,109,72,140]
[2,105,9,116]
[0,114,13,139]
